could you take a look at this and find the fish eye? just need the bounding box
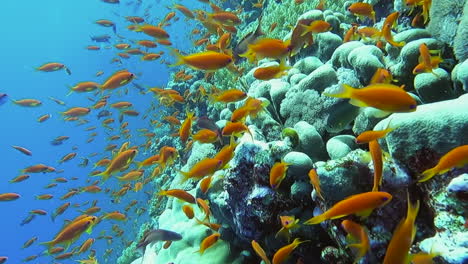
[382,197,388,201]
[409,104,417,109]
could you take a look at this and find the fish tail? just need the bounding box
[406,192,420,223]
[418,167,437,182]
[304,214,326,225]
[299,24,311,37]
[168,48,185,67]
[323,84,355,99]
[40,240,55,251]
[178,170,191,183]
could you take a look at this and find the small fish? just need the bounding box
[182,205,194,219]
[12,145,32,156]
[0,193,20,201]
[158,189,196,203]
[22,237,37,248]
[251,240,271,264]
[272,238,308,264]
[419,145,468,182]
[369,140,383,192]
[136,229,182,253]
[20,214,35,226]
[254,59,291,81]
[196,233,220,254]
[233,15,264,58]
[270,161,290,189]
[347,2,376,24]
[383,193,420,264]
[323,84,417,113]
[341,220,370,263]
[308,168,324,200]
[304,191,392,224]
[41,215,98,250]
[179,158,223,183]
[275,216,300,242]
[0,93,8,106]
[90,34,111,42]
[170,49,233,71]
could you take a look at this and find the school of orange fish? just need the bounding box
[1,0,467,263]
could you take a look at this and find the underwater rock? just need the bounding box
[454,1,468,61]
[326,135,357,160]
[376,93,468,175]
[446,173,468,197]
[293,121,327,161]
[348,45,385,84]
[453,59,468,92]
[249,79,273,99]
[331,41,365,69]
[290,180,313,201]
[326,99,360,134]
[352,107,387,136]
[283,151,314,180]
[315,32,343,62]
[219,108,232,121]
[293,56,324,75]
[389,38,444,81]
[280,87,337,133]
[414,68,454,103]
[297,9,324,21]
[297,64,338,93]
[289,73,307,86]
[268,79,290,113]
[426,0,466,59]
[386,29,432,59]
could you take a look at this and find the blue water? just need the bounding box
[0,0,200,262]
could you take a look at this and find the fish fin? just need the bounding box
[349,98,368,108]
[323,84,355,99]
[275,227,290,242]
[168,48,185,67]
[304,214,326,225]
[418,167,437,182]
[40,240,55,251]
[86,225,94,234]
[356,209,373,219]
[299,24,311,37]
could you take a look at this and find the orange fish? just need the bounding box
[341,220,370,263]
[254,59,290,80]
[370,68,394,84]
[270,161,290,189]
[96,149,138,181]
[174,4,195,18]
[308,168,324,200]
[135,24,169,39]
[158,189,196,203]
[117,170,144,181]
[369,140,383,192]
[251,240,271,264]
[69,81,100,94]
[222,121,252,139]
[213,136,238,168]
[36,194,53,200]
[324,84,417,113]
[275,215,300,242]
[61,107,90,117]
[179,158,222,182]
[36,62,71,75]
[347,2,376,23]
[240,38,291,63]
[13,99,42,107]
[381,23,405,47]
[170,50,232,71]
[272,238,307,264]
[304,191,392,224]
[179,111,195,144]
[419,145,468,182]
[51,202,71,222]
[300,20,332,36]
[182,204,194,219]
[193,129,219,144]
[21,164,49,173]
[37,113,51,123]
[9,174,29,183]
[0,193,20,201]
[12,145,32,156]
[59,152,77,163]
[383,193,420,264]
[356,123,394,144]
[199,175,213,194]
[196,233,220,254]
[102,211,127,221]
[100,70,135,90]
[41,215,98,250]
[412,43,442,76]
[209,89,247,103]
